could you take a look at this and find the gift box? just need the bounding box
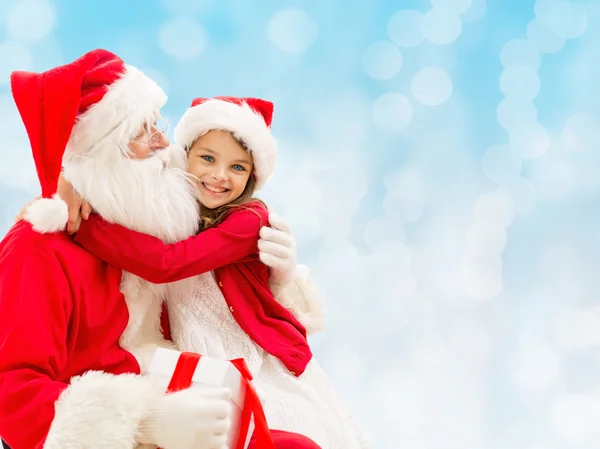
[148,348,273,449]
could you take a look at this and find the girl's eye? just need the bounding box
[232,164,245,172]
[201,155,214,162]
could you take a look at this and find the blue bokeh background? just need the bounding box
[2,0,600,447]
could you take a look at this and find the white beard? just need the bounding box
[63,143,200,371]
[63,143,199,243]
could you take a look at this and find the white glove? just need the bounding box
[258,212,297,284]
[137,387,232,449]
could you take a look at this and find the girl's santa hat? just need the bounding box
[11,48,166,199]
[174,96,277,191]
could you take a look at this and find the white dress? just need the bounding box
[167,272,369,449]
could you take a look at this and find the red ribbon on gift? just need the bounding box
[166,351,274,449]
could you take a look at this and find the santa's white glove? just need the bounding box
[137,387,232,449]
[259,213,297,284]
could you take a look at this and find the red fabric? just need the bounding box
[160,302,172,340]
[229,357,273,449]
[166,352,201,392]
[238,375,274,449]
[9,49,125,198]
[74,202,312,376]
[249,430,321,449]
[191,96,274,127]
[0,222,140,449]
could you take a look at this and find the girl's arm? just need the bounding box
[73,203,268,283]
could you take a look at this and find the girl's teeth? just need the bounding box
[204,183,226,193]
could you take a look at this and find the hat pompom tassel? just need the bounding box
[25,194,69,234]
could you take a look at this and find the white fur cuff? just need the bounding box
[25,195,68,234]
[44,371,164,449]
[271,264,326,335]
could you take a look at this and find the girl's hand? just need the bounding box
[258,212,297,284]
[57,173,92,234]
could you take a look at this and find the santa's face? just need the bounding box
[128,118,171,160]
[62,121,200,243]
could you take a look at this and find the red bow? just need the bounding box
[166,352,274,449]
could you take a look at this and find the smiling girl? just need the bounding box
[70,96,369,449]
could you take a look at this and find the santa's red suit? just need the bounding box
[0,221,158,448]
[0,49,322,449]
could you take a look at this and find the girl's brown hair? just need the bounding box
[188,134,266,231]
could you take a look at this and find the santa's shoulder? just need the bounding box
[1,220,68,258]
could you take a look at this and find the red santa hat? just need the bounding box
[11,48,167,198]
[174,96,277,191]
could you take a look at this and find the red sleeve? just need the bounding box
[0,247,71,449]
[74,203,269,284]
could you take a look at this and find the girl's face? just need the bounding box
[187,130,253,209]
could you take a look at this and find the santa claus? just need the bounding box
[0,49,323,449]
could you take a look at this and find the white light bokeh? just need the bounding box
[382,194,424,224]
[363,216,405,250]
[158,17,207,60]
[383,165,426,223]
[310,88,371,146]
[411,66,453,106]
[462,254,503,301]
[481,144,522,184]
[535,0,588,40]
[509,122,551,159]
[527,18,566,54]
[415,42,458,71]
[512,341,561,391]
[496,97,538,132]
[0,41,34,86]
[410,213,470,303]
[267,8,318,54]
[372,92,413,132]
[315,187,365,240]
[361,41,403,80]
[498,178,537,215]
[500,65,541,100]
[422,9,463,45]
[316,237,367,309]
[387,9,424,48]
[500,38,541,70]
[562,112,600,152]
[473,189,515,227]
[463,188,512,303]
[372,369,427,437]
[529,153,575,201]
[430,0,472,15]
[6,0,56,43]
[384,164,425,204]
[550,393,600,443]
[284,211,322,247]
[466,221,507,255]
[368,240,413,275]
[552,304,600,351]
[273,175,323,245]
[461,0,487,23]
[159,0,213,15]
[276,175,324,213]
